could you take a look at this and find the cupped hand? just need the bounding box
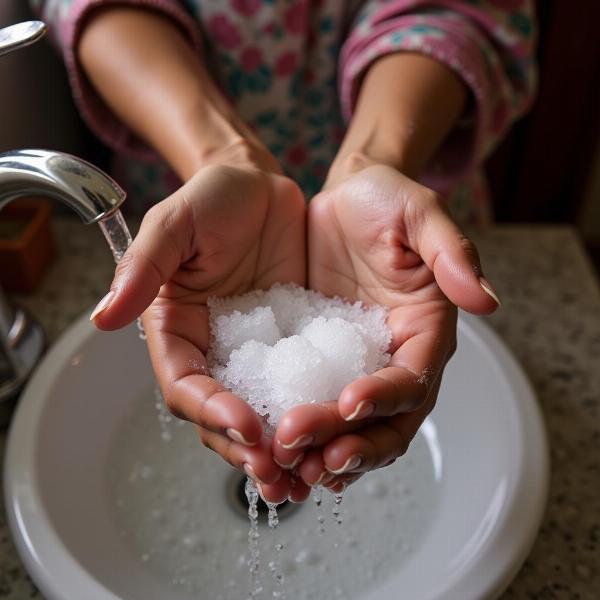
[273,160,500,492]
[93,158,307,503]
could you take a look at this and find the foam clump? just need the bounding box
[207,284,391,427]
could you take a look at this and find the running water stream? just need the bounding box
[98,210,131,262]
[245,479,263,599]
[99,211,172,439]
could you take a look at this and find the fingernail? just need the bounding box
[226,428,255,446]
[479,278,501,306]
[345,400,375,421]
[315,471,335,485]
[90,290,115,321]
[329,482,348,494]
[243,463,262,483]
[274,453,304,470]
[280,434,315,450]
[327,455,363,475]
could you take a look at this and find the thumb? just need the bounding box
[90,200,190,330]
[416,201,500,315]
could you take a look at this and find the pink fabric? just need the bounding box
[340,1,536,193]
[31,0,537,223]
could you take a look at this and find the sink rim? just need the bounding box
[3,309,550,600]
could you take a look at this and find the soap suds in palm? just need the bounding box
[207,283,392,426]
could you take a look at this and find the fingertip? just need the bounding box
[258,471,293,504]
[478,278,501,310]
[337,384,361,419]
[243,449,282,486]
[238,420,266,449]
[433,255,499,315]
[289,479,311,503]
[275,404,317,448]
[226,427,259,447]
[297,450,326,486]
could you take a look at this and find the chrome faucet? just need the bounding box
[0,22,127,422]
[0,149,125,223]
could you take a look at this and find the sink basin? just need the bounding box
[4,311,549,600]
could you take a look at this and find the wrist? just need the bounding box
[185,117,280,177]
[328,53,467,188]
[156,84,280,180]
[327,142,417,189]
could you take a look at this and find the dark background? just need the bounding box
[486,1,600,268]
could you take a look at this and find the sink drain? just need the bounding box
[226,471,303,522]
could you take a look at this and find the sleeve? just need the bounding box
[339,1,537,192]
[29,0,204,161]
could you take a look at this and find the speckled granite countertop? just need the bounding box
[1,218,599,599]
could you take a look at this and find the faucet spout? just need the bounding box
[0,149,126,223]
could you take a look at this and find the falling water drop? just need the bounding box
[245,478,262,599]
[266,502,285,599]
[312,486,325,535]
[332,491,344,526]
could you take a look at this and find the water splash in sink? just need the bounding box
[106,387,441,600]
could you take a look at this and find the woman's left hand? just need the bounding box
[272,159,500,492]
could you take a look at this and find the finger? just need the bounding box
[415,199,500,314]
[92,193,193,330]
[296,449,336,486]
[289,478,312,503]
[324,473,364,494]
[198,428,282,485]
[255,470,294,504]
[324,376,442,475]
[272,445,306,471]
[273,401,367,459]
[143,301,264,445]
[338,307,455,421]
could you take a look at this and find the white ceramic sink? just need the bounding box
[4,311,549,600]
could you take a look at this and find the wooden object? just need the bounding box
[0,199,56,293]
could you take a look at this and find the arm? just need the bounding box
[77,6,276,180]
[337,1,536,192]
[328,52,467,184]
[76,7,305,503]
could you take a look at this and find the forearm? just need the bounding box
[78,7,273,180]
[330,53,467,183]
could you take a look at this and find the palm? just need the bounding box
[150,164,306,357]
[309,165,455,358]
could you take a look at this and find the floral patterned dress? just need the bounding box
[31,0,536,224]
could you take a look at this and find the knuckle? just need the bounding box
[113,249,135,280]
[162,389,186,421]
[143,201,171,228]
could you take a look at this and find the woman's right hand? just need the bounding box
[90,148,308,503]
